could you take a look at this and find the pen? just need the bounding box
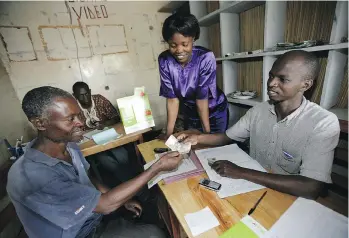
[248,191,267,215]
[283,151,294,159]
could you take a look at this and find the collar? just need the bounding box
[77,95,96,114]
[24,139,78,167]
[268,96,308,125]
[172,47,196,70]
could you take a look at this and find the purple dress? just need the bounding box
[159,46,228,133]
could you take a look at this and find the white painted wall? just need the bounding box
[0,1,170,130]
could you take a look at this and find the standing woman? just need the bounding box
[159,13,228,138]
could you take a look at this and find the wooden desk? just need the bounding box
[138,139,296,238]
[79,123,151,157]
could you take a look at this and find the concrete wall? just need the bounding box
[0,1,170,131]
[0,61,32,166]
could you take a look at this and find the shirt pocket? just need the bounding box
[276,149,302,174]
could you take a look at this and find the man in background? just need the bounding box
[73,82,157,223]
[72,82,139,187]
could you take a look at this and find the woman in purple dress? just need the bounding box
[159,14,228,138]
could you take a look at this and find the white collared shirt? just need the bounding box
[226,97,340,183]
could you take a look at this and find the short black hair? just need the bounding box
[162,14,200,42]
[280,50,320,80]
[22,86,74,119]
[72,81,89,94]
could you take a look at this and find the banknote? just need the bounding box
[165,135,191,154]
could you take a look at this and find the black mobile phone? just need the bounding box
[199,178,221,191]
[154,148,170,153]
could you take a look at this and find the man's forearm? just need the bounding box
[197,133,232,146]
[196,99,210,133]
[95,165,159,214]
[239,168,324,199]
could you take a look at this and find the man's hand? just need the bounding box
[176,133,200,145]
[155,151,183,172]
[124,200,142,218]
[93,121,105,130]
[211,160,245,179]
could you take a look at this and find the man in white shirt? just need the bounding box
[178,50,340,199]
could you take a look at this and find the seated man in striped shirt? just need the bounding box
[177,50,340,199]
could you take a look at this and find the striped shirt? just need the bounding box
[226,97,340,183]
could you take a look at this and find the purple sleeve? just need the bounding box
[159,56,176,98]
[196,52,217,100]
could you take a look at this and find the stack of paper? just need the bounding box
[162,151,204,184]
[195,144,266,198]
[262,198,348,238]
[220,215,267,238]
[184,207,220,237]
[91,128,122,145]
[78,127,117,145]
[144,151,204,188]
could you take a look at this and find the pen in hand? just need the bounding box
[248,191,267,216]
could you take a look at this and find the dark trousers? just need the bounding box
[184,107,229,133]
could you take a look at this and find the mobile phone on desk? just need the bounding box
[154,148,170,153]
[199,178,221,191]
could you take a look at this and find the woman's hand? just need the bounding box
[93,121,105,130]
[157,133,170,141]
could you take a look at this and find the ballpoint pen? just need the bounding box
[248,191,267,215]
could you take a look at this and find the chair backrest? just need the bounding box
[0,160,28,237]
[318,119,348,216]
[331,119,348,198]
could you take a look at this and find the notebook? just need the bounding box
[163,151,204,184]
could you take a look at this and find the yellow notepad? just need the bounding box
[220,215,267,238]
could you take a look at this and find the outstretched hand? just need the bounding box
[210,160,244,179]
[176,133,199,145]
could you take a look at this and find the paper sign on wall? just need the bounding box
[117,87,155,134]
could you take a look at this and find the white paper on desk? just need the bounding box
[92,128,122,145]
[262,198,348,238]
[184,206,220,237]
[144,153,192,189]
[195,144,266,198]
[77,128,104,145]
[144,156,162,188]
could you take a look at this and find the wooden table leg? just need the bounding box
[157,190,183,238]
[89,159,103,182]
[134,135,145,166]
[168,206,181,238]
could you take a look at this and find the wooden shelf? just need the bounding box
[216,43,349,61]
[198,1,265,26]
[227,96,262,107]
[329,108,348,121]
